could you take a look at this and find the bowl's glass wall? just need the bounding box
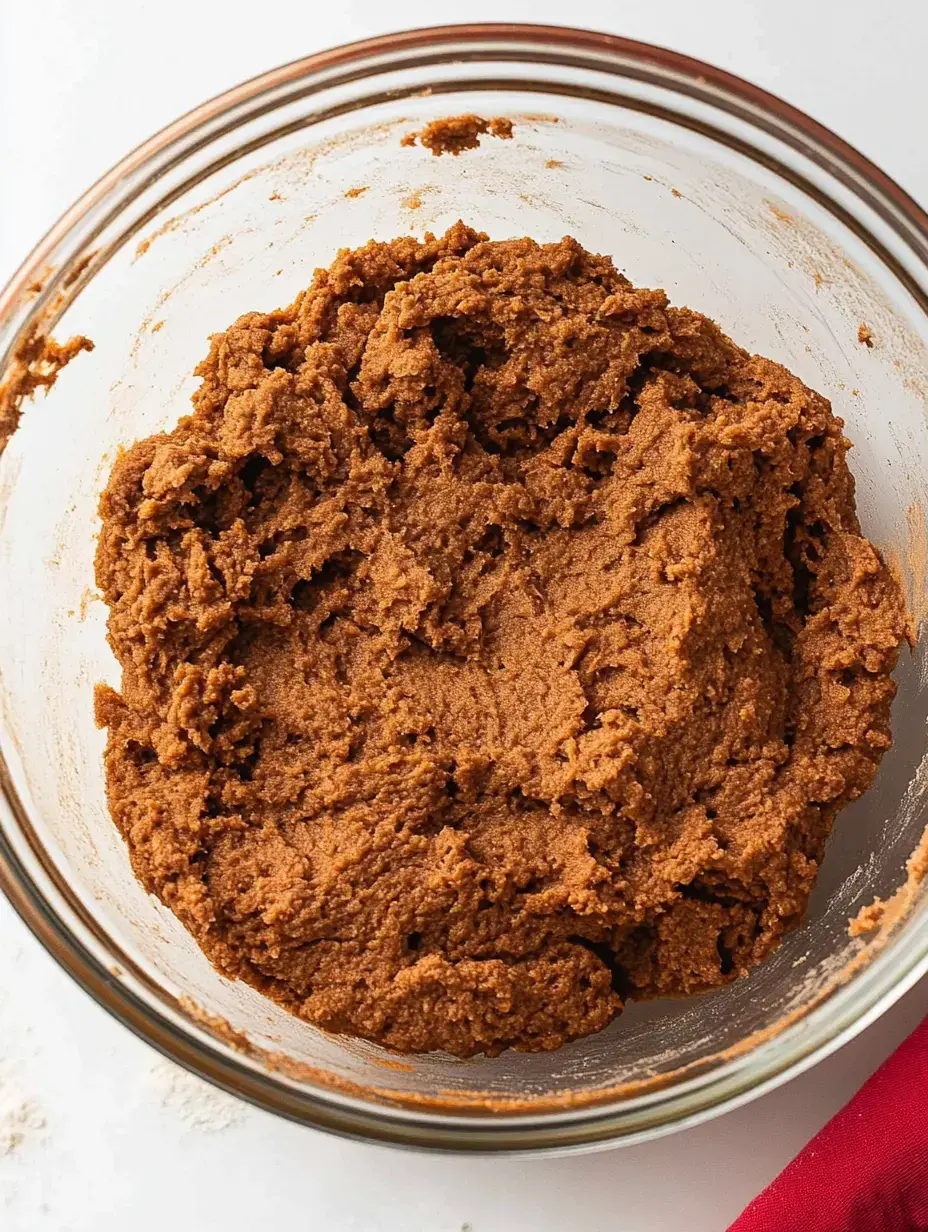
[2,39,928,1142]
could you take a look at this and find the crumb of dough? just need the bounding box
[401,115,514,156]
[344,187,368,199]
[95,223,907,1057]
[858,322,874,347]
[850,823,928,938]
[849,901,885,936]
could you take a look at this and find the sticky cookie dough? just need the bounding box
[96,224,906,1056]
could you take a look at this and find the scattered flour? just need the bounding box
[148,1058,245,1132]
[0,1096,46,1157]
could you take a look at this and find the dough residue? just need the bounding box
[401,115,513,156]
[0,326,93,457]
[95,223,906,1057]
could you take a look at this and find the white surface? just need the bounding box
[1,2,927,1229]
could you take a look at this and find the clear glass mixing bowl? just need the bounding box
[2,23,928,1154]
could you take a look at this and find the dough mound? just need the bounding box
[96,224,906,1056]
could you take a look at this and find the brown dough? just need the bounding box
[401,115,513,156]
[0,327,93,457]
[95,223,906,1056]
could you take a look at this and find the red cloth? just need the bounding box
[729,1016,928,1232]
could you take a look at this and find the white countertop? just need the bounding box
[2,2,928,1228]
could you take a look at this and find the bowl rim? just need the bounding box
[2,20,928,1154]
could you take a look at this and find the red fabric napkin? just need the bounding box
[728,1016,928,1231]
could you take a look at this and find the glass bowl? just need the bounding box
[2,23,928,1155]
